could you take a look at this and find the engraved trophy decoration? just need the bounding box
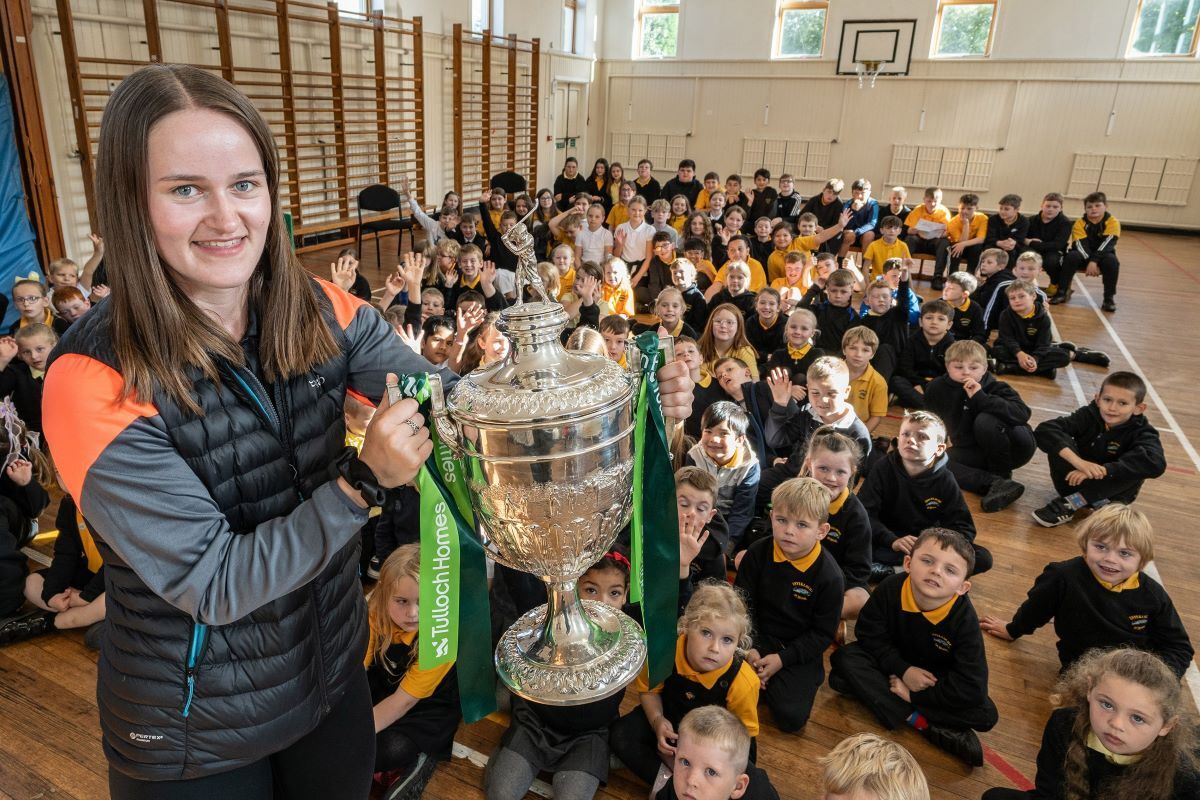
[428,209,667,705]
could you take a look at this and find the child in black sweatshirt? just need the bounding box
[941,271,985,344]
[798,268,860,356]
[829,529,998,767]
[924,340,1032,512]
[856,262,914,383]
[994,280,1109,379]
[858,411,991,577]
[734,478,843,732]
[891,298,955,410]
[980,503,1193,678]
[971,248,1014,333]
[744,289,786,373]
[1032,371,1166,528]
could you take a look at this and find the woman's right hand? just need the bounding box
[356,375,433,490]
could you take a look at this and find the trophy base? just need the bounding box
[495,599,647,706]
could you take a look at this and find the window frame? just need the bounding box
[1126,0,1200,58]
[931,0,999,59]
[563,0,578,54]
[635,0,681,60]
[772,1,829,60]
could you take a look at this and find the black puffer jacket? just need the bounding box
[43,278,454,780]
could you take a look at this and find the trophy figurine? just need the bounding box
[428,208,656,705]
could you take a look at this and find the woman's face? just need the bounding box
[147,108,271,300]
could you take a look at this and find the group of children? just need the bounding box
[2,158,1194,800]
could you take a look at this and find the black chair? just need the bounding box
[490,171,528,197]
[356,184,414,267]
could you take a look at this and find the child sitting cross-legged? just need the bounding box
[1031,371,1166,528]
[769,251,808,314]
[655,707,780,800]
[686,402,761,554]
[980,503,1194,678]
[610,581,760,786]
[981,648,1200,800]
[734,477,844,732]
[633,286,699,340]
[924,339,1033,512]
[709,261,758,319]
[744,289,785,374]
[829,528,999,767]
[993,280,1108,379]
[486,550,636,800]
[890,298,955,410]
[858,410,992,580]
[941,271,984,344]
[818,733,930,800]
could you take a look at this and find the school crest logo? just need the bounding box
[857,389,867,400]
[1128,614,1149,632]
[792,581,813,600]
[1107,440,1122,455]
[924,497,943,511]
[1026,325,1038,337]
[826,525,842,543]
[931,633,953,653]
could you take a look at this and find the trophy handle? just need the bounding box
[427,374,463,456]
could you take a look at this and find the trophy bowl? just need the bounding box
[429,299,648,705]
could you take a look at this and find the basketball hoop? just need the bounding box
[856,60,882,89]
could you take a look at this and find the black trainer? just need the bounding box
[385,753,438,800]
[868,562,896,583]
[981,479,1024,513]
[366,556,382,581]
[0,610,55,646]
[1057,341,1075,352]
[930,276,946,291]
[1049,293,1068,305]
[1072,347,1110,367]
[1101,299,1117,312]
[923,724,984,767]
[827,670,852,695]
[1033,498,1076,527]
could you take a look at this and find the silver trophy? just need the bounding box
[429,209,664,705]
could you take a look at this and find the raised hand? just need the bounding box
[397,324,423,355]
[88,232,105,253]
[399,174,412,197]
[766,367,792,407]
[0,336,17,364]
[330,253,358,291]
[457,304,486,335]
[384,270,405,297]
[679,515,710,577]
[480,187,492,205]
[480,260,497,288]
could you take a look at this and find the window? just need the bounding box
[335,0,365,14]
[563,0,578,53]
[637,0,679,58]
[472,0,504,34]
[1128,0,1200,57]
[773,1,828,58]
[932,0,998,58]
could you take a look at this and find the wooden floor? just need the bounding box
[3,230,1198,799]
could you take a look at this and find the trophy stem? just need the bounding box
[524,579,615,666]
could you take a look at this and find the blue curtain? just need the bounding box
[0,74,44,328]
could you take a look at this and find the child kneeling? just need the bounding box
[829,529,998,767]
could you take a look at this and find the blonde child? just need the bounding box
[819,733,929,800]
[734,477,843,732]
[657,706,779,800]
[610,581,760,785]
[764,308,822,388]
[634,286,697,339]
[601,256,637,317]
[573,203,613,266]
[980,504,1193,678]
[982,649,1199,800]
[770,251,809,313]
[841,327,888,435]
[549,210,585,263]
[10,280,67,336]
[487,551,635,800]
[708,261,757,319]
[698,303,758,379]
[46,258,89,307]
[551,242,577,298]
[367,544,461,798]
[614,196,655,276]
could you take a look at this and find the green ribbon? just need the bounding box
[630,332,680,687]
[395,373,497,722]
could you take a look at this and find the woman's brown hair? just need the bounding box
[1055,648,1197,800]
[97,64,338,414]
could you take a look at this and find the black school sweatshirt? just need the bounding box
[764,343,824,386]
[858,279,914,355]
[924,373,1032,449]
[1006,556,1194,677]
[984,213,1030,250]
[950,298,986,344]
[1024,707,1200,800]
[798,285,859,355]
[824,489,872,591]
[896,329,954,386]
[858,451,977,548]
[1035,403,1166,482]
[997,305,1055,361]
[745,315,786,370]
[734,537,843,667]
[1024,212,1073,257]
[855,573,992,712]
[971,266,1015,331]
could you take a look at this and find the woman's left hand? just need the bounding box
[656,358,694,422]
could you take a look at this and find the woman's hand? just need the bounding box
[657,358,694,422]
[355,374,433,492]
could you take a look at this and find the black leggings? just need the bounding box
[109,671,376,800]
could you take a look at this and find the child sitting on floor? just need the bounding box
[1031,371,1166,528]
[656,707,779,800]
[891,299,955,410]
[686,402,761,553]
[993,280,1108,379]
[819,733,929,800]
[744,289,785,373]
[829,528,998,767]
[841,327,888,436]
[980,503,1193,678]
[763,308,823,389]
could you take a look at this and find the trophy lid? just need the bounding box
[446,300,635,425]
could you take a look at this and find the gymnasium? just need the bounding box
[0,1,1197,798]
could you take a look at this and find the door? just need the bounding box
[552,82,583,163]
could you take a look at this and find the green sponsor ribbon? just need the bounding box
[629,332,681,687]
[395,373,497,722]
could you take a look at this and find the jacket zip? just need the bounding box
[183,622,209,717]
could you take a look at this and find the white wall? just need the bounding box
[592,0,1200,229]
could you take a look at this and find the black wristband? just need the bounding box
[333,446,386,507]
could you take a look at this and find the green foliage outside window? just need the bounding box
[640,13,678,58]
[778,9,826,57]
[1131,0,1200,55]
[935,4,994,57]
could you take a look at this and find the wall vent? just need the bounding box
[888,145,995,192]
[610,132,688,171]
[1068,154,1196,206]
[741,138,831,182]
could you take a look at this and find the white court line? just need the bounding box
[452,742,554,798]
[1068,276,1200,704]
[1072,277,1200,474]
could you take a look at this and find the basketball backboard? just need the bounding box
[835,19,916,76]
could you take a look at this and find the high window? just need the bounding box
[932,0,998,58]
[563,0,578,54]
[773,1,828,59]
[637,0,679,58]
[1128,0,1200,57]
